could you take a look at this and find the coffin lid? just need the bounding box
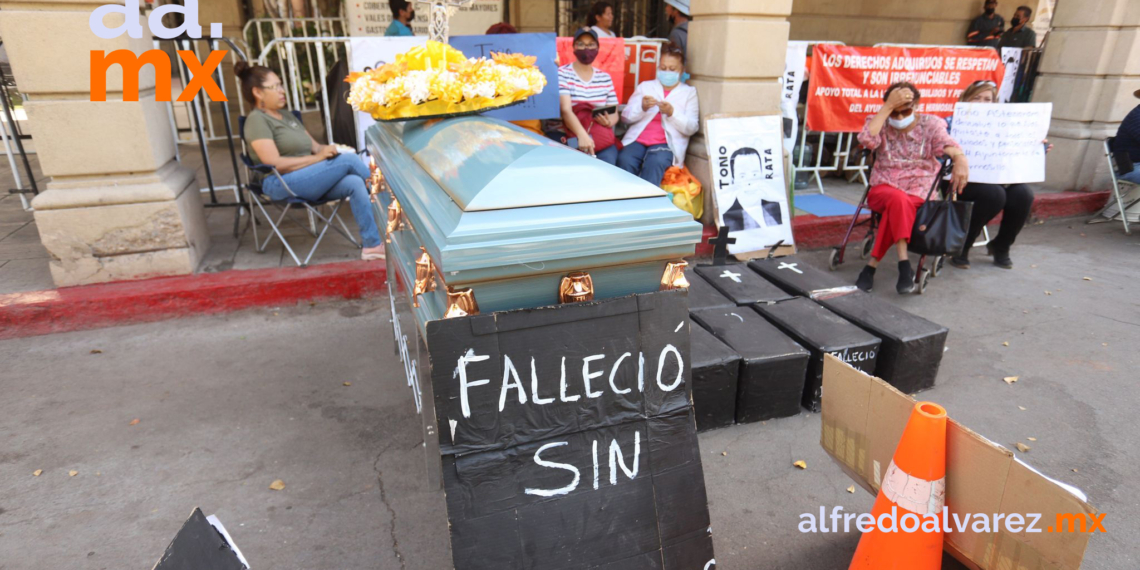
[368,116,700,280]
[385,116,665,211]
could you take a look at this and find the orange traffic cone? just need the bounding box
[849,401,948,570]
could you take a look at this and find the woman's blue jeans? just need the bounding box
[262,153,382,248]
[618,142,672,185]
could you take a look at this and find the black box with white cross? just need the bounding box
[748,257,858,299]
[694,263,796,306]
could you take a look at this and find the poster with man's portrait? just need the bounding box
[705,115,794,254]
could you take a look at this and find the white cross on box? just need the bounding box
[719,270,742,283]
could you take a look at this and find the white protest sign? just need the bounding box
[950,102,1052,185]
[706,115,794,255]
[998,47,1023,103]
[781,41,809,154]
[349,36,428,149]
[344,0,503,37]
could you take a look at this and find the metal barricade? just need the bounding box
[256,36,356,147]
[793,41,865,195]
[245,16,349,115]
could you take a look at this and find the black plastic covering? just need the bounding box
[690,307,810,423]
[753,298,881,413]
[748,257,857,299]
[689,324,742,431]
[817,290,948,394]
[423,289,714,570]
[152,508,246,570]
[686,268,737,311]
[694,263,796,306]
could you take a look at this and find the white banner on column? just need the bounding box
[781,41,809,154]
[998,47,1023,103]
[349,37,428,149]
[344,0,504,37]
[950,102,1052,185]
[706,115,794,255]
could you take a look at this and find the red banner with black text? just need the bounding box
[805,45,1004,133]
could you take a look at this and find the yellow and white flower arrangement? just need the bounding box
[346,41,546,121]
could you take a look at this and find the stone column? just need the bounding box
[1032,0,1140,191]
[0,1,209,287]
[511,0,555,33]
[686,0,792,224]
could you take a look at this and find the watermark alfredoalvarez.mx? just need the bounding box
[800,506,1106,534]
[88,0,227,102]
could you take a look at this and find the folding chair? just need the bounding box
[1102,137,1134,235]
[238,111,360,266]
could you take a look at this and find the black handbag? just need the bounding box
[909,172,973,256]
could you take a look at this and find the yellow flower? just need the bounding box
[491,52,537,69]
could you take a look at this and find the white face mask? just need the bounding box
[888,114,916,130]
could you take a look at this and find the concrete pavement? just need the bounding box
[1,218,1137,569]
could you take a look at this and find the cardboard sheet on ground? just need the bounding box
[820,355,1096,570]
[950,102,1052,185]
[705,115,794,256]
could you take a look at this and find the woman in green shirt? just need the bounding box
[235,61,384,260]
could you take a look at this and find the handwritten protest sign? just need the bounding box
[950,102,1052,185]
[806,45,1004,132]
[451,33,560,121]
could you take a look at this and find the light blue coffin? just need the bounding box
[367,116,701,323]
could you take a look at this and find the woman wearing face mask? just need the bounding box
[617,43,698,185]
[854,82,969,294]
[946,80,1051,269]
[236,62,384,261]
[555,27,619,164]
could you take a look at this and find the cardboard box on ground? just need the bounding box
[821,356,1096,570]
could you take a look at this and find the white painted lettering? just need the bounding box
[581,354,605,398]
[609,431,641,485]
[559,356,580,402]
[524,442,580,497]
[609,352,632,395]
[530,357,555,405]
[498,354,528,412]
[656,344,684,392]
[455,349,490,418]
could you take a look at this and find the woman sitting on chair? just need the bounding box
[855,82,969,294]
[234,61,384,261]
[617,42,698,185]
[947,80,1050,270]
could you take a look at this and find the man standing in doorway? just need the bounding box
[664,0,690,58]
[999,5,1037,48]
[966,0,1004,47]
[386,0,415,36]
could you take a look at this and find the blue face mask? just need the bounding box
[658,70,681,87]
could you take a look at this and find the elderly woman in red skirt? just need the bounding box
[855,82,970,294]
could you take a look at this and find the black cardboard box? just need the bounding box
[686,268,737,311]
[689,323,742,431]
[748,257,858,299]
[817,290,948,394]
[753,297,881,412]
[695,263,796,305]
[691,307,810,423]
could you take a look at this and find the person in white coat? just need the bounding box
[617,43,698,185]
